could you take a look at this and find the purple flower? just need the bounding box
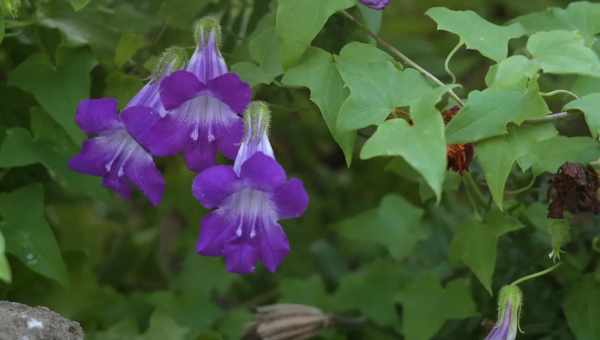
[485,285,522,340]
[123,26,252,172]
[359,0,390,10]
[192,102,308,274]
[69,98,164,205]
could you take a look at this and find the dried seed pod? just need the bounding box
[243,304,333,340]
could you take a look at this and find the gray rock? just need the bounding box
[0,301,84,340]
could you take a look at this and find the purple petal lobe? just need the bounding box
[274,178,309,219]
[360,0,390,10]
[192,165,238,209]
[160,71,205,110]
[197,213,234,256]
[224,241,259,274]
[121,106,189,156]
[102,175,132,200]
[124,150,165,206]
[75,98,121,134]
[184,139,217,172]
[69,135,119,176]
[257,221,290,272]
[207,73,252,114]
[126,81,167,117]
[240,153,286,190]
[215,119,243,160]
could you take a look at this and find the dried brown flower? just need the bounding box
[548,162,600,219]
[442,106,474,174]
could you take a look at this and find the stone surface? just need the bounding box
[0,301,84,340]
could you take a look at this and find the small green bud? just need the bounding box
[152,46,188,81]
[193,16,222,47]
[243,101,271,143]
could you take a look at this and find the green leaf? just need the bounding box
[564,275,600,340]
[69,0,90,11]
[283,48,355,165]
[446,87,548,144]
[426,7,524,62]
[361,97,447,200]
[8,48,97,143]
[139,311,190,340]
[450,210,523,293]
[338,194,427,261]
[572,76,600,96]
[516,2,600,43]
[231,62,274,87]
[280,276,330,309]
[527,30,600,77]
[476,124,557,209]
[0,184,68,285]
[0,231,11,283]
[158,0,210,30]
[333,259,408,326]
[336,58,436,131]
[396,275,477,340]
[276,0,354,68]
[104,71,144,109]
[485,55,540,90]
[358,4,382,40]
[114,33,145,68]
[336,42,393,64]
[0,117,107,200]
[564,93,600,139]
[523,136,600,175]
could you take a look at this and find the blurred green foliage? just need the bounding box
[0,0,599,339]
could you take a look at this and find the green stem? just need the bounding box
[444,40,464,85]
[510,263,561,286]
[540,89,579,100]
[524,111,570,124]
[463,172,487,208]
[340,10,465,107]
[505,175,536,195]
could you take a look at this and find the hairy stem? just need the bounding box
[510,263,561,286]
[524,112,570,124]
[341,10,465,107]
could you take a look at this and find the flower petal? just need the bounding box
[184,139,217,172]
[102,175,132,200]
[69,135,117,176]
[257,221,290,272]
[196,212,234,256]
[75,98,121,134]
[207,73,252,114]
[240,152,286,191]
[124,149,165,206]
[121,106,189,156]
[126,81,168,117]
[187,30,228,82]
[160,70,205,110]
[192,165,238,209]
[273,178,309,219]
[215,119,243,160]
[224,241,259,274]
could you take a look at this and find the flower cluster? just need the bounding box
[70,19,308,274]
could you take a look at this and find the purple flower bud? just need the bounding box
[69,98,164,205]
[485,285,522,340]
[192,102,309,274]
[122,21,252,172]
[359,0,390,10]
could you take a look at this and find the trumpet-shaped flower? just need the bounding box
[69,98,164,205]
[485,285,522,340]
[123,23,251,172]
[192,102,308,274]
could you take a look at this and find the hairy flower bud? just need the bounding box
[485,285,522,340]
[243,304,333,340]
[152,46,188,82]
[194,16,222,48]
[234,101,274,174]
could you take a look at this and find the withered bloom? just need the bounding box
[243,304,332,340]
[548,162,600,219]
[443,106,474,174]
